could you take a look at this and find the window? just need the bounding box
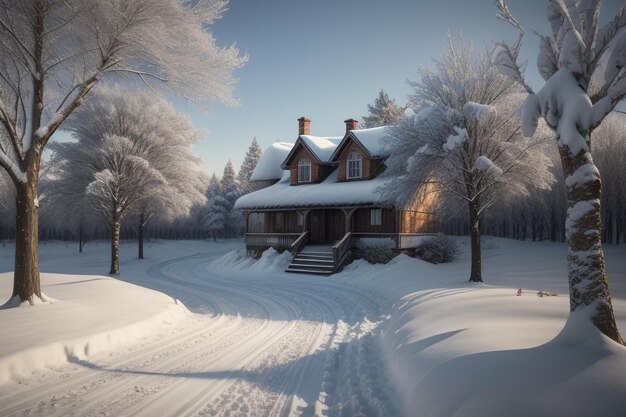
[370,208,382,226]
[298,158,311,183]
[347,151,362,179]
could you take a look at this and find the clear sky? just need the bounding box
[176,0,621,176]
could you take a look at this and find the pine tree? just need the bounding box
[220,161,244,238]
[204,174,228,240]
[362,90,405,128]
[237,137,263,194]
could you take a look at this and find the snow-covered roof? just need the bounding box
[329,126,392,161]
[235,169,394,210]
[299,135,342,163]
[250,142,294,182]
[348,126,391,157]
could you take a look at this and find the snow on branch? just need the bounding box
[474,155,504,179]
[521,68,592,155]
[443,126,468,151]
[463,102,497,121]
[0,149,26,184]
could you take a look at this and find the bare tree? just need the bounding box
[383,39,554,282]
[0,0,246,304]
[495,0,625,343]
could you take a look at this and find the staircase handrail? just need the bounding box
[290,230,309,254]
[332,232,352,272]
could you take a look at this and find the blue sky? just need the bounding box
[174,0,620,175]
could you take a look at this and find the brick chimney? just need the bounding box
[344,118,358,132]
[298,117,311,135]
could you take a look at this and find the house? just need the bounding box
[234,117,437,274]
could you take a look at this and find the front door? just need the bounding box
[325,210,345,242]
[309,210,325,243]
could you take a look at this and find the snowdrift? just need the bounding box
[336,239,626,417]
[0,272,188,385]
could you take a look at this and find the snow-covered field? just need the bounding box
[0,238,625,417]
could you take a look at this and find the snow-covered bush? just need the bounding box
[354,244,396,265]
[413,235,459,264]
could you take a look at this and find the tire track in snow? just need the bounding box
[0,249,400,417]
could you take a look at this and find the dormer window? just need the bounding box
[347,151,362,179]
[298,158,311,183]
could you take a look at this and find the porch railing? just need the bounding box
[245,233,302,249]
[350,232,437,249]
[290,231,309,254]
[332,232,353,272]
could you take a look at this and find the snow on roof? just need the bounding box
[250,142,294,181]
[299,135,342,163]
[235,169,394,210]
[349,126,392,157]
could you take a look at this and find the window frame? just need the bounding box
[346,150,362,179]
[370,208,382,226]
[298,158,312,183]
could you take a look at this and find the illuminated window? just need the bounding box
[347,151,362,179]
[298,158,311,183]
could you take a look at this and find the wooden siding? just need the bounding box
[287,145,333,185]
[265,211,300,233]
[399,210,437,233]
[336,141,371,181]
[352,208,396,233]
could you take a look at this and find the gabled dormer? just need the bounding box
[330,120,390,182]
[281,117,341,185]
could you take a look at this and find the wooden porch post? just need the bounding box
[243,211,251,234]
[300,209,311,232]
[342,208,356,233]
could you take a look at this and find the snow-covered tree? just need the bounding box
[40,166,97,253]
[204,173,228,240]
[0,0,246,304]
[362,90,405,128]
[495,0,625,343]
[220,160,244,237]
[237,137,263,194]
[383,39,554,282]
[49,88,207,273]
[593,113,626,244]
[61,87,206,261]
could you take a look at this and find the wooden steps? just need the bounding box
[286,246,334,275]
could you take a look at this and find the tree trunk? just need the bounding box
[78,226,84,253]
[468,202,482,282]
[559,143,623,344]
[12,179,43,304]
[549,210,558,242]
[110,216,121,275]
[138,212,145,260]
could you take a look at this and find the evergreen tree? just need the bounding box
[215,160,244,238]
[204,174,228,240]
[362,90,405,128]
[237,137,263,194]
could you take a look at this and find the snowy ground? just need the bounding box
[0,237,625,416]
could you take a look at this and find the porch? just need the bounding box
[243,207,436,274]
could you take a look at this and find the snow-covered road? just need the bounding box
[0,244,398,417]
